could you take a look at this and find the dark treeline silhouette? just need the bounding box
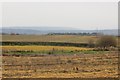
[1,32,102,36]
[1,33,20,35]
[47,32,101,36]
[1,41,91,47]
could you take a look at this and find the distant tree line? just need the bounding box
[1,41,90,47]
[1,32,103,36]
[1,33,20,35]
[47,32,102,36]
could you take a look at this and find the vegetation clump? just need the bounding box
[96,35,117,50]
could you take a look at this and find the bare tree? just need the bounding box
[96,35,117,50]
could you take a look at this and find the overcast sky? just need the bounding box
[2,2,118,30]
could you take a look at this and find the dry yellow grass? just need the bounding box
[1,35,98,43]
[2,52,118,78]
[1,46,93,51]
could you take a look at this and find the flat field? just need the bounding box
[1,35,98,43]
[2,52,118,78]
[1,35,119,78]
[1,35,119,46]
[2,46,93,51]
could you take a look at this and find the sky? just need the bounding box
[2,2,118,30]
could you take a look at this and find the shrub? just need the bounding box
[96,35,117,50]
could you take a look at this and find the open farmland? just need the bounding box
[2,46,93,51]
[1,34,119,46]
[2,46,94,56]
[1,35,98,43]
[2,51,118,78]
[1,34,119,78]
[1,45,119,78]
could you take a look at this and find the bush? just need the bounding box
[96,35,117,50]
